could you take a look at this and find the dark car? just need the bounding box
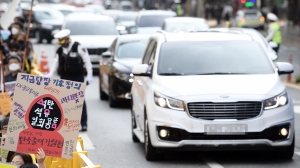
[99,34,150,107]
[23,6,65,43]
[116,11,138,35]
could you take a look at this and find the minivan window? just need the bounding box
[158,41,274,75]
[139,15,173,27]
[65,21,117,35]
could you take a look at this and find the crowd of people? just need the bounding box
[1,15,34,84]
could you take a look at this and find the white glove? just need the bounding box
[86,75,93,85]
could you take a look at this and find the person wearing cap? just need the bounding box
[5,53,23,82]
[265,13,282,53]
[46,29,93,132]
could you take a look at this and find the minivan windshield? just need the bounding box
[157,41,274,75]
[139,15,173,27]
[65,21,117,35]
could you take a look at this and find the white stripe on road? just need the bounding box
[294,106,300,114]
[78,132,95,150]
[199,154,224,168]
[295,152,300,156]
[293,99,300,104]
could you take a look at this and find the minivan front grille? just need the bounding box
[87,48,107,55]
[187,102,262,120]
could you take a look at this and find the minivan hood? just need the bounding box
[137,27,162,34]
[70,35,117,48]
[154,74,285,100]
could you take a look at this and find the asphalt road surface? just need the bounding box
[33,39,300,168]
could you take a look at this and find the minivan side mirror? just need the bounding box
[102,51,112,58]
[269,41,278,49]
[276,62,294,75]
[132,64,150,76]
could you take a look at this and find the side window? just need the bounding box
[147,42,157,75]
[109,38,117,54]
[142,40,155,64]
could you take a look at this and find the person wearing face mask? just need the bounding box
[7,42,31,74]
[5,54,23,82]
[5,22,24,45]
[46,29,93,132]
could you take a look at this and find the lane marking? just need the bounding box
[78,132,95,150]
[294,106,300,114]
[199,154,224,168]
[293,99,300,104]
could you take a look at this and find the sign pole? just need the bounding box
[22,0,34,73]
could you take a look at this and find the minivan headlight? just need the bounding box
[154,92,184,111]
[264,91,288,110]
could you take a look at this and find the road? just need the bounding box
[33,39,300,168]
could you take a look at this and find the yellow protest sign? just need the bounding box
[0,162,17,168]
[0,92,12,116]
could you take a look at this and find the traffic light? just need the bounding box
[241,0,246,4]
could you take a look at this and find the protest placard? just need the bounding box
[0,136,9,162]
[5,81,16,95]
[0,162,17,168]
[3,73,86,159]
[0,92,12,116]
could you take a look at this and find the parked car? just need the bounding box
[84,5,106,15]
[103,9,122,22]
[210,27,278,60]
[62,13,118,72]
[99,34,150,107]
[162,17,209,32]
[234,8,265,30]
[31,6,65,43]
[131,31,294,161]
[118,1,134,11]
[129,10,176,34]
[116,11,138,34]
[36,4,76,16]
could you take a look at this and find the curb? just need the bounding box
[284,81,300,90]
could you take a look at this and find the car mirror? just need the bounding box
[102,51,112,58]
[269,41,278,49]
[132,64,150,76]
[276,62,294,75]
[268,52,278,61]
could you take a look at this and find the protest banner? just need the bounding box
[0,136,9,162]
[0,162,17,168]
[5,81,16,95]
[0,92,12,116]
[3,73,86,159]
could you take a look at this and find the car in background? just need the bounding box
[116,11,138,34]
[131,31,295,161]
[73,7,95,13]
[105,0,119,9]
[162,17,209,32]
[99,34,149,107]
[210,27,278,60]
[129,10,176,34]
[20,0,38,9]
[235,8,265,30]
[103,9,122,21]
[62,13,118,72]
[118,1,134,11]
[84,5,106,15]
[32,6,65,43]
[36,4,76,16]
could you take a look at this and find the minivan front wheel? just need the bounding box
[144,113,163,161]
[274,136,295,160]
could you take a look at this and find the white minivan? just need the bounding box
[131,31,295,161]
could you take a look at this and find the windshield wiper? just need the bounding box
[159,73,185,76]
[196,72,248,75]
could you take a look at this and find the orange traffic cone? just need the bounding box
[39,50,50,74]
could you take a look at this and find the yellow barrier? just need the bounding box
[30,52,44,76]
[30,137,101,168]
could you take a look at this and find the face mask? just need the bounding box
[9,63,20,71]
[11,27,19,35]
[62,43,69,48]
